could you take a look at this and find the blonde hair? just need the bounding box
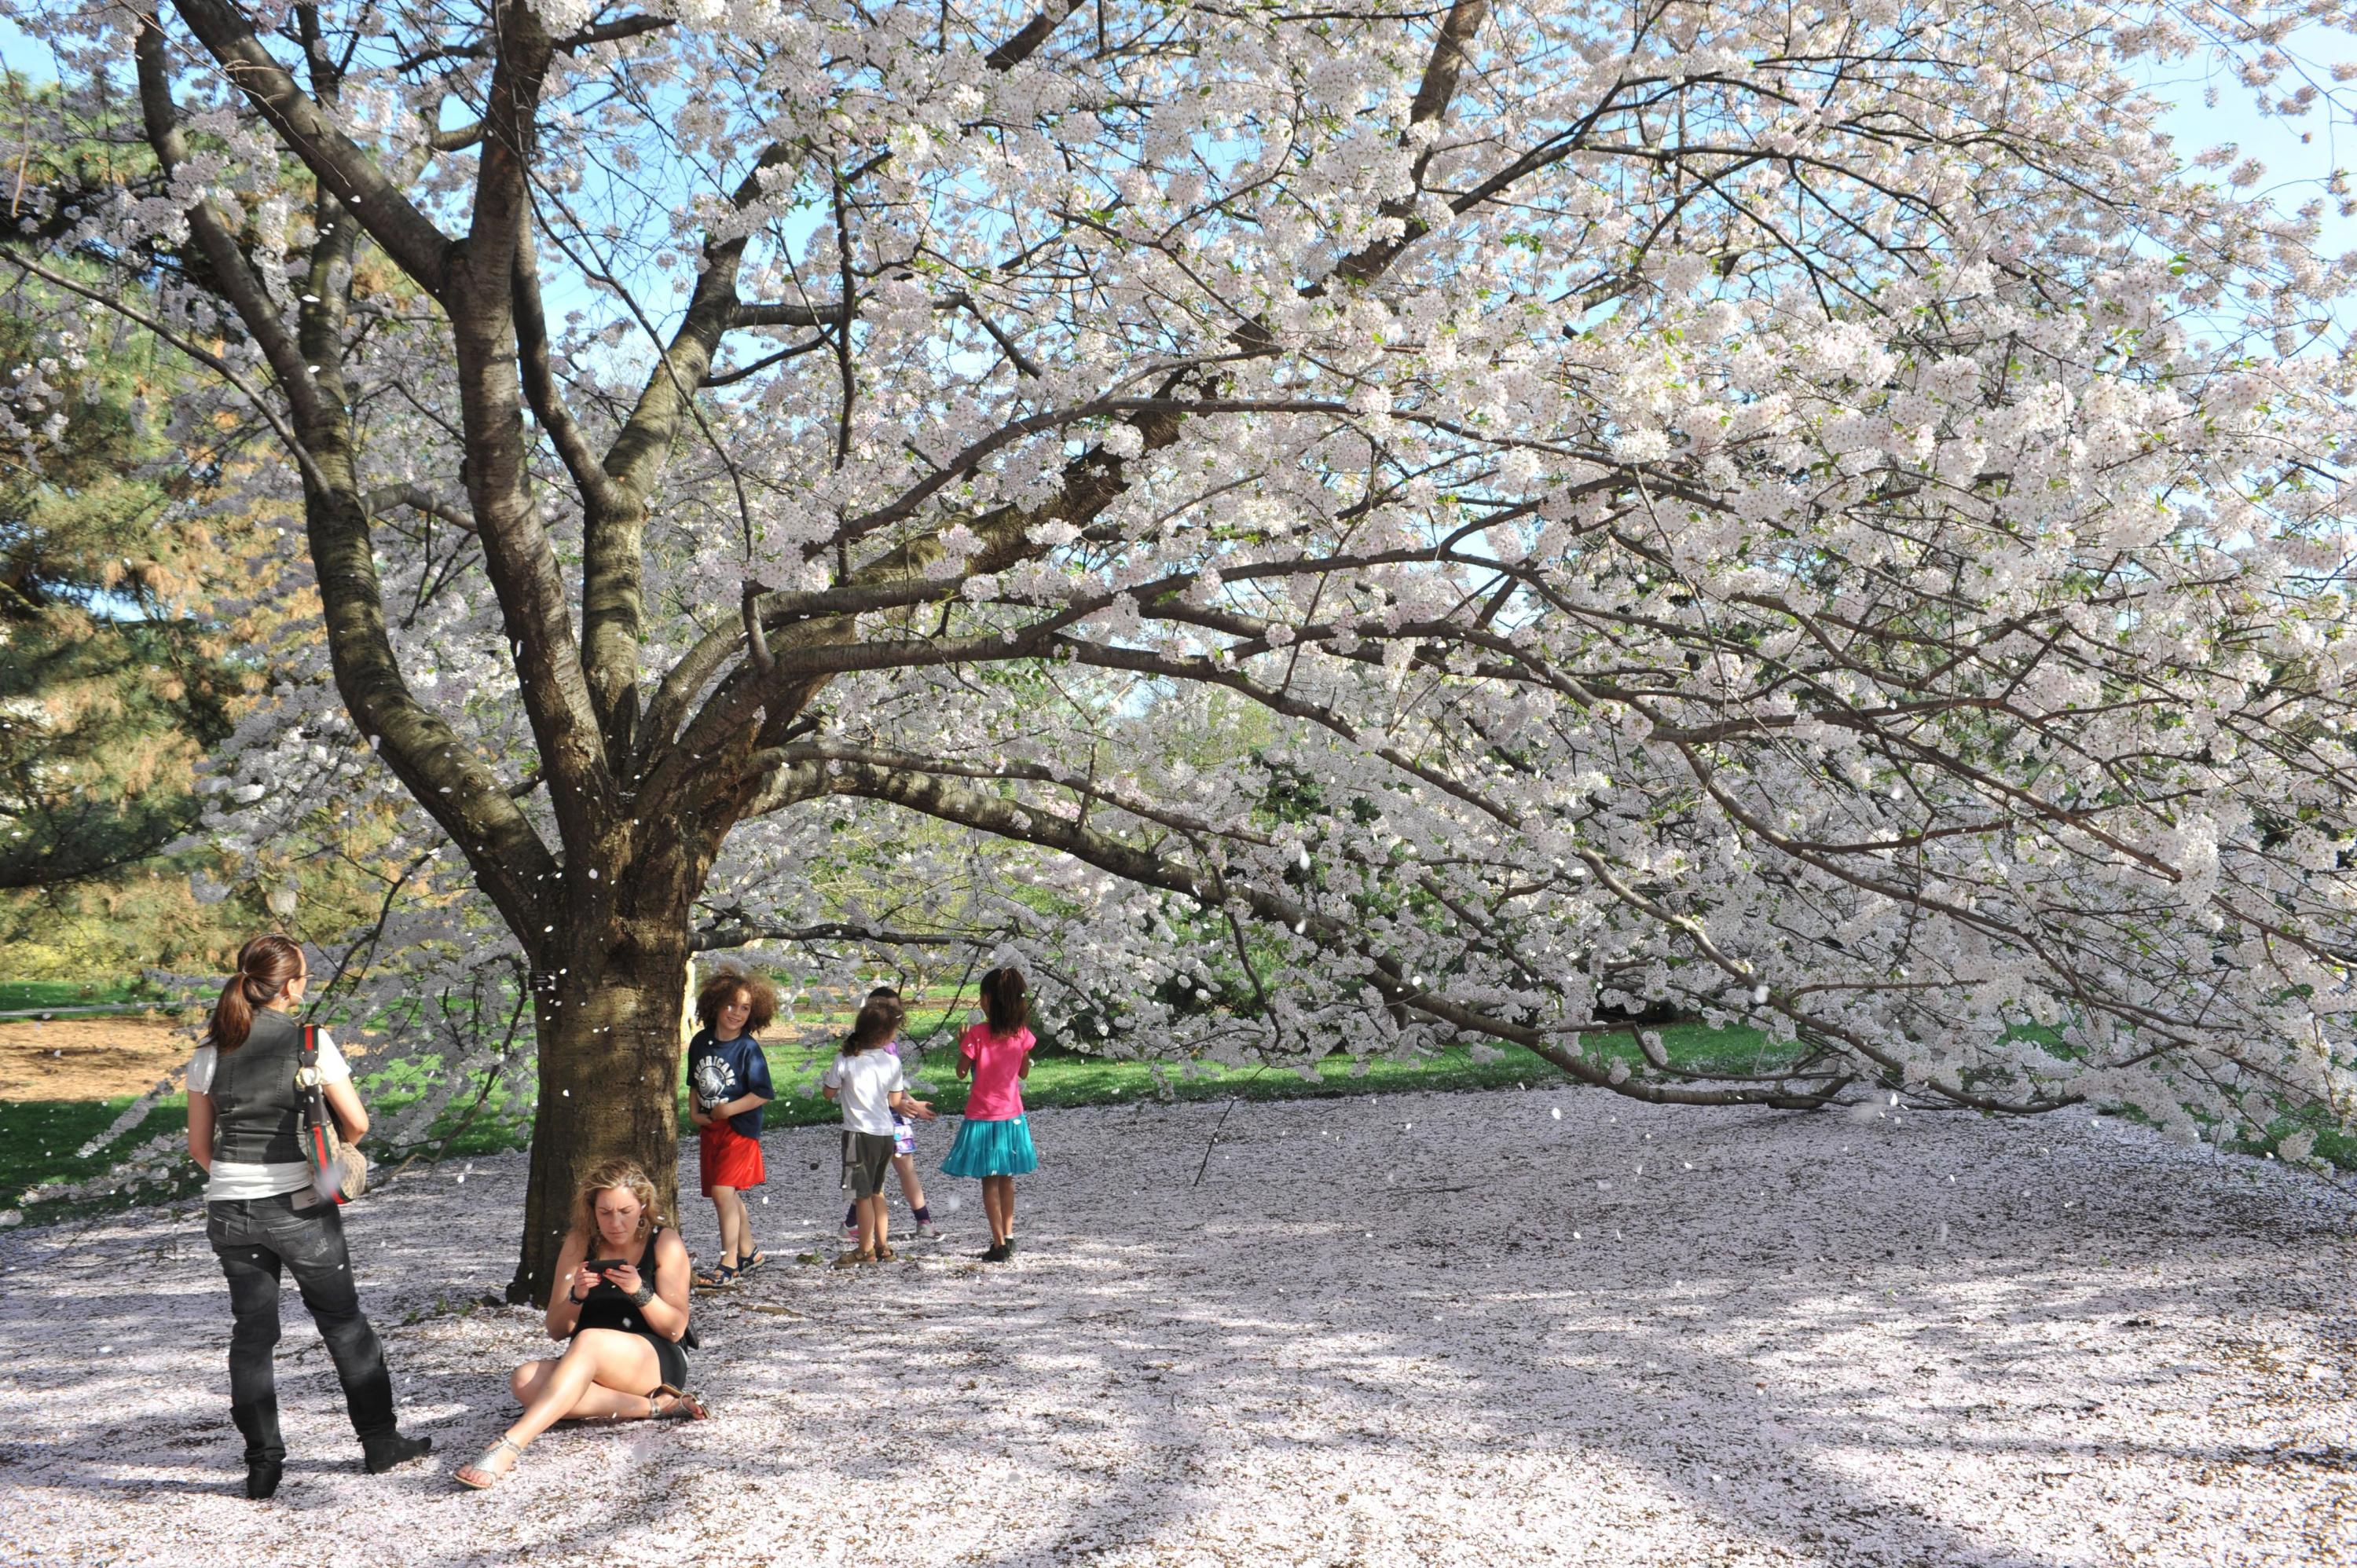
[573,1159,662,1245]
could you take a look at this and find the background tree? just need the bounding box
[9,0,2357,1299]
[0,69,298,969]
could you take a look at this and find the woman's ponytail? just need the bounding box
[207,934,304,1053]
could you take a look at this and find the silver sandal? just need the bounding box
[455,1435,522,1489]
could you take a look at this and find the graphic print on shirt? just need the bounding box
[691,1053,739,1109]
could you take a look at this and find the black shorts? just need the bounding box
[841,1130,896,1198]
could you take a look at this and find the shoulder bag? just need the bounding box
[295,1024,369,1203]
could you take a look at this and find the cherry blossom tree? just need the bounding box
[9,0,2357,1295]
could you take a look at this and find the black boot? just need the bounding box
[245,1459,284,1500]
[362,1432,433,1474]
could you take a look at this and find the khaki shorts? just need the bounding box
[841,1130,896,1198]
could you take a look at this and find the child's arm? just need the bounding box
[889,1089,937,1121]
[707,1090,773,1118]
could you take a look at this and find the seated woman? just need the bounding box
[456,1160,706,1488]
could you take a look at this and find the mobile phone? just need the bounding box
[584,1258,625,1273]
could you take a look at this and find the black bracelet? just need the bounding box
[568,1286,588,1304]
[627,1281,655,1306]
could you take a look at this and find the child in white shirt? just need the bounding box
[820,993,934,1265]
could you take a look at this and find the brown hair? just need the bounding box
[842,994,904,1054]
[695,965,779,1035]
[980,965,1029,1036]
[573,1159,662,1245]
[207,933,305,1053]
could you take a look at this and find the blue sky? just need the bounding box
[5,15,2352,291]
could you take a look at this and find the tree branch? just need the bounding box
[819,760,1840,1109]
[170,0,454,298]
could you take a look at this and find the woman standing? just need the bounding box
[455,1160,706,1489]
[185,933,432,1499]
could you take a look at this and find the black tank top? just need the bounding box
[574,1227,666,1338]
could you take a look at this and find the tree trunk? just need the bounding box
[504,870,701,1304]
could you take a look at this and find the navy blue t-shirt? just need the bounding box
[686,1029,774,1139]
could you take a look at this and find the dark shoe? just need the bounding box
[981,1241,1008,1262]
[1001,1235,1017,1258]
[245,1459,284,1500]
[363,1432,433,1474]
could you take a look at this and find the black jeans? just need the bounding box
[206,1190,398,1464]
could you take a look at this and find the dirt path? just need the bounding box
[0,1014,199,1101]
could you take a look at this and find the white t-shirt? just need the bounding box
[822,1049,905,1137]
[189,1028,350,1201]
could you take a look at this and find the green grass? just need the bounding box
[2,1018,1780,1219]
[744,1017,1782,1127]
[0,979,159,1012]
[0,1095,196,1216]
[32,1008,2341,1220]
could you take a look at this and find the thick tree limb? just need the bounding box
[438,2,618,860]
[134,13,326,431]
[170,0,453,298]
[985,1,1083,70]
[691,921,975,953]
[512,221,618,517]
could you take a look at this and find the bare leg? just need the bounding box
[505,1331,662,1447]
[995,1174,1018,1240]
[892,1153,926,1213]
[712,1186,746,1266]
[873,1191,892,1252]
[510,1359,662,1422]
[857,1193,883,1254]
[981,1179,1008,1245]
[728,1186,754,1260]
[459,1332,662,1483]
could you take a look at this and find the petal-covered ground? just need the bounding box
[3,1087,2352,1566]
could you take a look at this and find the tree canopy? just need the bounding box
[9,0,2357,1285]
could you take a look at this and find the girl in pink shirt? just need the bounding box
[938,966,1038,1262]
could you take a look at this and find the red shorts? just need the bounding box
[698,1123,766,1195]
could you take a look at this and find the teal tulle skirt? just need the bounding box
[940,1113,1037,1177]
